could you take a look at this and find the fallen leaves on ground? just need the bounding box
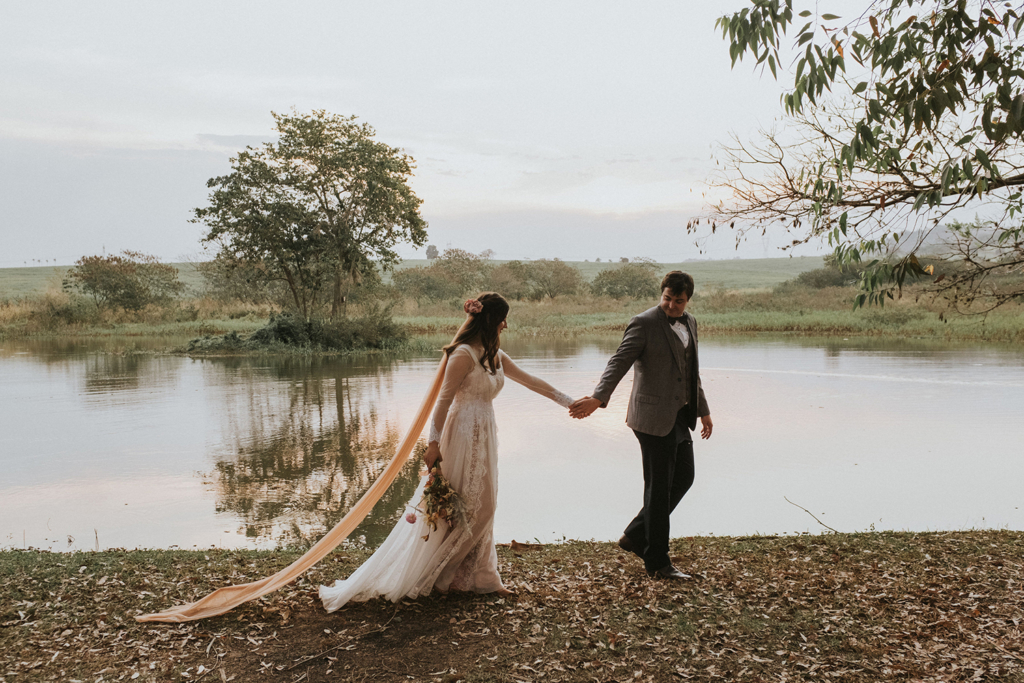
[1,530,1022,682]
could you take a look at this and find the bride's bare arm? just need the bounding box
[499,351,573,407]
[425,347,476,467]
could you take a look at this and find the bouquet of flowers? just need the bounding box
[405,465,469,541]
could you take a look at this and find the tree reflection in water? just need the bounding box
[208,360,425,548]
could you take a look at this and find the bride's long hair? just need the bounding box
[444,292,509,374]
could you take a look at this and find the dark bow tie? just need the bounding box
[667,315,685,325]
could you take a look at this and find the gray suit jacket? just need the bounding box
[592,305,710,437]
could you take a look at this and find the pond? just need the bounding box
[1,334,1022,552]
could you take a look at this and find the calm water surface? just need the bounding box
[1,335,1022,551]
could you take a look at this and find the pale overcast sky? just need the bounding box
[1,0,834,267]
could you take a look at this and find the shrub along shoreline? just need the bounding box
[179,309,428,356]
[2,531,1022,682]
[3,289,1024,347]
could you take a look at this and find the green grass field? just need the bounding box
[0,266,71,298]
[0,256,824,299]
[0,263,208,298]
[391,256,825,290]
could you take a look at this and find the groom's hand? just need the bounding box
[569,396,601,419]
[700,414,713,439]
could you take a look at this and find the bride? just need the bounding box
[319,292,573,610]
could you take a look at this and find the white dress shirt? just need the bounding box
[670,320,690,348]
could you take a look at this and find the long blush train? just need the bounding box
[136,355,449,623]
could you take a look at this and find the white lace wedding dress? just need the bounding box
[319,344,572,610]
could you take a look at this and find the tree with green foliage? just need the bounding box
[392,248,492,302]
[711,1,1024,311]
[487,260,534,300]
[194,257,285,305]
[432,248,492,294]
[63,251,184,312]
[591,258,661,299]
[526,259,585,299]
[195,110,427,319]
[391,265,465,302]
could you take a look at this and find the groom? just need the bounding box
[570,271,712,579]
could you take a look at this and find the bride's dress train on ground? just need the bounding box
[136,354,451,623]
[319,344,571,610]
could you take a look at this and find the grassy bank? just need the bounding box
[4,261,1024,345]
[2,531,1022,682]
[695,286,1024,343]
[4,290,1024,346]
[0,291,272,341]
[394,287,1024,343]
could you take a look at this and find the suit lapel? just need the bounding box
[684,313,697,371]
[658,311,685,374]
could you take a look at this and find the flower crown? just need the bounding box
[463,299,484,315]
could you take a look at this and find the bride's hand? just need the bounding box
[569,396,601,419]
[424,442,442,469]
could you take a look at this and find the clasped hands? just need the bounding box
[569,396,601,419]
[570,397,714,439]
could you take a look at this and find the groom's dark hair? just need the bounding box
[661,271,694,298]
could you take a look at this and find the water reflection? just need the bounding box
[82,353,147,394]
[0,336,187,362]
[188,352,441,548]
[207,368,422,547]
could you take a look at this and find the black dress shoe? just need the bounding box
[646,564,692,580]
[617,534,638,554]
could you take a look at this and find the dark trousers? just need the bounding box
[623,429,695,571]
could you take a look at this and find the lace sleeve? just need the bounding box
[429,346,476,443]
[499,351,573,408]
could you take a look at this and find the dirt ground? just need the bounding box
[3,531,1024,682]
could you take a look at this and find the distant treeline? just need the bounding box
[0,248,868,335]
[392,249,664,301]
[193,248,671,312]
